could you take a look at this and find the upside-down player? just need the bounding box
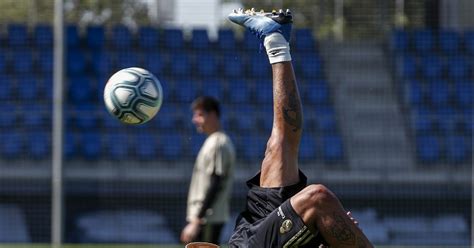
[226,8,374,248]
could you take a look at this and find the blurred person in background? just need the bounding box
[226,8,374,247]
[180,96,236,245]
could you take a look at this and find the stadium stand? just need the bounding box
[392,29,473,165]
[75,210,177,243]
[0,24,343,164]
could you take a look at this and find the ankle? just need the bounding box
[264,32,292,64]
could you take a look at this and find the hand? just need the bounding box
[180,218,202,244]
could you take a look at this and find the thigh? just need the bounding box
[248,200,321,248]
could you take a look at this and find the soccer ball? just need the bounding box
[104,67,163,125]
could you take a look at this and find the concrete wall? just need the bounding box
[441,0,474,29]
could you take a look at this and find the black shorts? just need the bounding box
[228,171,326,248]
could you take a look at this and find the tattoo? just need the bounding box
[282,80,302,132]
[330,212,356,245]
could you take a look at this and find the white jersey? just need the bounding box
[186,131,236,223]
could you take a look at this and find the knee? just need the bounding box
[299,184,336,207]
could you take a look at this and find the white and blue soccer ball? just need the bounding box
[104,67,163,125]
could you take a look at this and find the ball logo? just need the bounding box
[279,219,293,234]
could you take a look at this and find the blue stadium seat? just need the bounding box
[73,105,100,130]
[191,29,210,50]
[173,78,197,102]
[435,107,457,132]
[420,55,444,79]
[169,52,191,77]
[67,49,86,75]
[254,80,273,104]
[152,103,182,130]
[447,56,469,80]
[398,54,418,79]
[247,53,270,79]
[42,75,53,100]
[80,132,102,160]
[101,109,123,129]
[304,81,330,105]
[231,106,255,132]
[37,50,53,74]
[160,133,183,160]
[240,135,265,161]
[411,113,434,135]
[196,53,218,78]
[21,104,50,128]
[427,79,449,107]
[17,75,40,101]
[391,29,409,52]
[134,133,158,160]
[445,135,470,163]
[11,49,34,74]
[404,79,424,106]
[455,81,472,108]
[104,133,129,160]
[142,51,165,75]
[0,52,6,74]
[412,104,433,119]
[227,79,251,104]
[317,114,337,133]
[254,105,273,133]
[8,24,28,47]
[110,25,133,49]
[1,131,23,159]
[298,54,323,79]
[64,132,77,159]
[460,114,473,135]
[163,28,184,50]
[243,30,260,51]
[189,134,206,157]
[439,30,460,54]
[299,135,317,162]
[0,76,15,101]
[68,76,93,104]
[303,112,318,132]
[222,53,244,78]
[200,78,224,100]
[0,105,18,129]
[115,50,140,69]
[217,28,236,50]
[66,25,80,48]
[416,135,441,163]
[86,25,105,50]
[292,28,316,52]
[33,24,53,48]
[413,29,434,54]
[27,132,50,159]
[321,135,344,162]
[464,31,474,55]
[91,50,115,76]
[138,26,159,50]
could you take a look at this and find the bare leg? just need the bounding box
[291,185,374,248]
[260,61,302,187]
